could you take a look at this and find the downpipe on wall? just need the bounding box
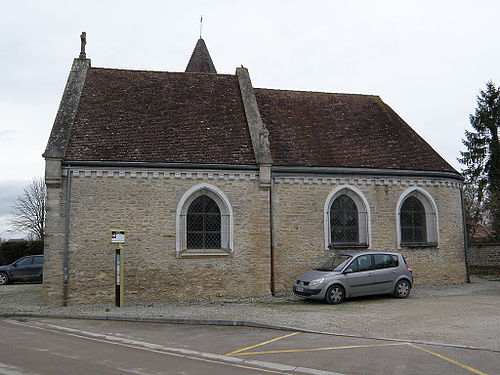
[460,186,471,283]
[269,177,275,296]
[62,168,73,305]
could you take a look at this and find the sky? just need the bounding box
[1,0,499,239]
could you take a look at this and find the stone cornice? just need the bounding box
[62,167,461,188]
[62,168,258,182]
[273,176,462,188]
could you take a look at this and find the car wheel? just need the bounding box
[394,279,410,298]
[0,272,9,285]
[325,284,345,304]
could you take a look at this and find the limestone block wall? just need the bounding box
[467,243,500,274]
[271,175,467,295]
[43,183,67,304]
[56,168,271,304]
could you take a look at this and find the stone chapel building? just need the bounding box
[43,35,467,304]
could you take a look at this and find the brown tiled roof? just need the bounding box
[254,88,456,173]
[64,67,456,174]
[185,38,217,74]
[64,68,255,164]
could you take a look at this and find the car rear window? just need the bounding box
[373,254,399,269]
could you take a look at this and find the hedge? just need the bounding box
[0,241,44,265]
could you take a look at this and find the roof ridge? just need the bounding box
[255,87,380,98]
[89,67,235,77]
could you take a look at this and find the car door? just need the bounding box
[32,256,44,280]
[371,254,400,294]
[10,256,35,280]
[343,254,374,297]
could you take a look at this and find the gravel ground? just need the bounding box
[1,276,499,350]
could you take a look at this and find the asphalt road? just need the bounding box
[0,319,294,375]
[1,318,497,375]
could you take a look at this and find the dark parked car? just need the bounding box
[293,251,413,304]
[0,255,43,285]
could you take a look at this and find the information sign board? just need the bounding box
[111,230,125,244]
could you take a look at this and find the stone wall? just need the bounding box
[43,179,67,305]
[45,168,271,304]
[271,175,467,295]
[43,167,468,304]
[467,243,500,275]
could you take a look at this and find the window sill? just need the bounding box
[401,242,438,248]
[329,243,369,250]
[178,248,232,258]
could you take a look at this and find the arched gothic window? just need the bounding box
[324,186,370,249]
[400,196,426,244]
[187,195,221,249]
[397,188,438,247]
[331,194,359,244]
[176,184,233,257]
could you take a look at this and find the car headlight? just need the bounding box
[308,277,325,287]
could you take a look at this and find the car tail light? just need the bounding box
[405,264,413,273]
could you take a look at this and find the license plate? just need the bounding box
[296,286,304,292]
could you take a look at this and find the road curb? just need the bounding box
[1,311,499,354]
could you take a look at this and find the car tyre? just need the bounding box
[0,272,9,285]
[325,284,345,304]
[394,279,410,298]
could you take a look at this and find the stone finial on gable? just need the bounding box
[79,32,86,59]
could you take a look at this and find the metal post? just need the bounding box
[115,244,124,307]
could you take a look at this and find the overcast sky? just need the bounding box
[1,0,499,239]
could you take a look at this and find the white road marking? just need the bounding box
[0,362,41,375]
[3,319,339,375]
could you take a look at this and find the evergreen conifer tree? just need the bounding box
[459,81,500,237]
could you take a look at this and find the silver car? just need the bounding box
[293,251,413,304]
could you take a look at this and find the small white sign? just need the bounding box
[111,230,125,244]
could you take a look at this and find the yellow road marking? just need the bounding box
[225,332,300,356]
[234,342,409,356]
[410,344,489,375]
[227,334,490,375]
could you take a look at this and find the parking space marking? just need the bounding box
[226,332,300,356]
[233,342,408,356]
[409,344,489,375]
[229,336,490,375]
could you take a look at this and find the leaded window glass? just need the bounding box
[187,195,221,249]
[330,194,359,244]
[400,196,426,244]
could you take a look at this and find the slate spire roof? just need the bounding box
[185,38,217,73]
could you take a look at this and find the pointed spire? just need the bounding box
[185,38,217,74]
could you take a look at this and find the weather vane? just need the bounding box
[199,15,203,39]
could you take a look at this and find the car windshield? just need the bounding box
[315,254,352,272]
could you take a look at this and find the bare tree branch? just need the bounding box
[9,178,46,241]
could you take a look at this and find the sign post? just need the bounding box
[111,230,125,307]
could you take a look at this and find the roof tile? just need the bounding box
[254,88,456,173]
[64,68,255,164]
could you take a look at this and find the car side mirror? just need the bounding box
[343,268,353,274]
